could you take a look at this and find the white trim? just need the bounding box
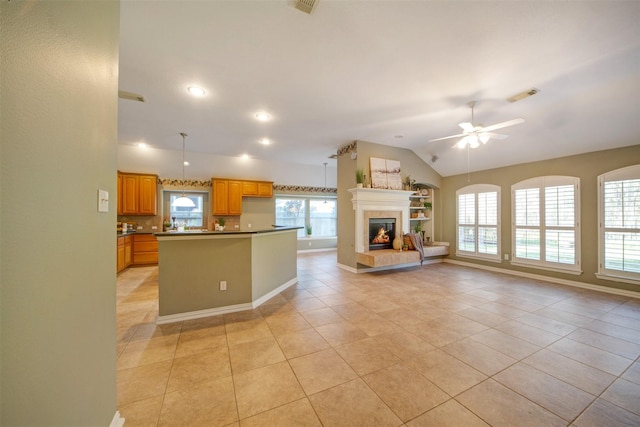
[595,273,640,287]
[445,259,640,299]
[110,411,125,427]
[157,303,253,324]
[252,278,298,307]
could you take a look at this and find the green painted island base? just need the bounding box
[155,228,299,324]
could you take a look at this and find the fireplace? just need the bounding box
[368,218,396,250]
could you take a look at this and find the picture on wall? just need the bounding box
[370,157,402,190]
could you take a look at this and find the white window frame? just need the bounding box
[597,164,640,285]
[511,176,581,275]
[456,184,501,262]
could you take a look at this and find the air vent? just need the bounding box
[118,90,146,103]
[507,88,539,103]
[295,0,318,14]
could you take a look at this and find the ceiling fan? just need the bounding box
[428,101,524,149]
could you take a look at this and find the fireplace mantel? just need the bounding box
[348,188,414,253]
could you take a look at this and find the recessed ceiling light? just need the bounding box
[259,138,271,145]
[255,112,271,122]
[187,86,206,97]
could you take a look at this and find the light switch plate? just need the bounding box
[98,189,109,213]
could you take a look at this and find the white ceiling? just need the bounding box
[118,0,640,177]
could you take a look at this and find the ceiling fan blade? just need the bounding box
[428,133,467,143]
[481,117,525,133]
[458,122,474,132]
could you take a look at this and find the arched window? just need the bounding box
[511,176,581,274]
[456,184,500,261]
[597,164,640,285]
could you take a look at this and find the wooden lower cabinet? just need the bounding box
[133,234,158,265]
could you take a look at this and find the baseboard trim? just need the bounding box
[156,277,299,324]
[110,411,125,427]
[445,259,640,299]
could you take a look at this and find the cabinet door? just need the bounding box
[212,179,229,215]
[257,182,273,197]
[121,174,138,215]
[138,175,157,215]
[117,173,123,215]
[228,180,243,215]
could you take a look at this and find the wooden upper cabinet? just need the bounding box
[212,179,229,215]
[242,180,273,198]
[118,172,158,216]
[138,175,157,215]
[228,180,243,215]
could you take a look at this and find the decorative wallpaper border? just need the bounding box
[274,185,337,194]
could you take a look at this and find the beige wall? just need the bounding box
[441,145,640,293]
[1,1,119,425]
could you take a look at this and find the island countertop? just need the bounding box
[154,226,301,238]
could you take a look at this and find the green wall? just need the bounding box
[1,1,120,424]
[441,144,640,293]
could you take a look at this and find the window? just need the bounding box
[163,191,208,228]
[456,184,500,261]
[275,196,337,238]
[598,164,640,284]
[511,176,580,274]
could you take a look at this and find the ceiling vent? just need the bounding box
[118,90,146,103]
[295,0,318,14]
[507,88,539,103]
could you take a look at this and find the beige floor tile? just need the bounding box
[567,328,640,360]
[275,328,330,359]
[159,376,237,426]
[300,307,344,327]
[239,398,321,427]
[374,331,436,360]
[495,319,563,346]
[364,362,449,422]
[174,326,227,359]
[117,360,172,406]
[315,321,369,346]
[494,363,595,421]
[407,349,487,396]
[309,379,402,426]
[407,399,489,426]
[233,361,305,420]
[335,337,400,375]
[226,320,274,346]
[263,311,311,336]
[523,349,616,395]
[601,378,640,415]
[118,395,163,427]
[166,346,231,393]
[117,335,179,370]
[442,338,517,376]
[229,336,285,374]
[547,338,633,376]
[574,398,640,427]
[457,379,566,427]
[469,328,541,360]
[289,348,358,395]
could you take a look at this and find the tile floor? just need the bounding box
[116,252,640,426]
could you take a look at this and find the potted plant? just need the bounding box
[306,225,312,237]
[355,168,365,188]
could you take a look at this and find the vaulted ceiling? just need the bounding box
[118,0,640,177]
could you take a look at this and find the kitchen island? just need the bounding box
[155,227,300,324]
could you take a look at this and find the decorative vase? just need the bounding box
[392,235,402,251]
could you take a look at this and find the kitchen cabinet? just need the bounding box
[212,179,243,215]
[118,172,158,215]
[242,180,273,198]
[133,234,158,265]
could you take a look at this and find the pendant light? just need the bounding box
[171,132,196,208]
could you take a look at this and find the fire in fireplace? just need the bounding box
[368,218,396,250]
